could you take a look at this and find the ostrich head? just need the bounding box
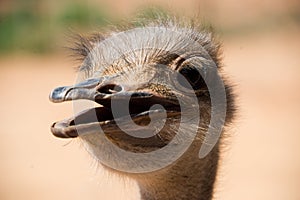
[49,19,235,200]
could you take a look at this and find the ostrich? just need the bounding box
[49,18,235,200]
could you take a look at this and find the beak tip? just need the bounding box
[51,122,78,138]
[49,87,68,103]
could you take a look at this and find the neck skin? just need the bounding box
[133,141,220,200]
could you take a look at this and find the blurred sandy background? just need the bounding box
[0,0,300,199]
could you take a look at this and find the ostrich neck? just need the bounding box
[136,142,220,200]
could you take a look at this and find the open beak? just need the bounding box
[49,77,180,139]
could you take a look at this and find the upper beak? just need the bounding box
[49,77,152,104]
[49,78,101,103]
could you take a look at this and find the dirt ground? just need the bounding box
[0,26,300,200]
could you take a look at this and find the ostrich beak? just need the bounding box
[49,77,180,138]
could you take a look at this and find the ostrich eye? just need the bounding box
[178,65,204,90]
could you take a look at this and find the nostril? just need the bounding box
[97,84,123,94]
